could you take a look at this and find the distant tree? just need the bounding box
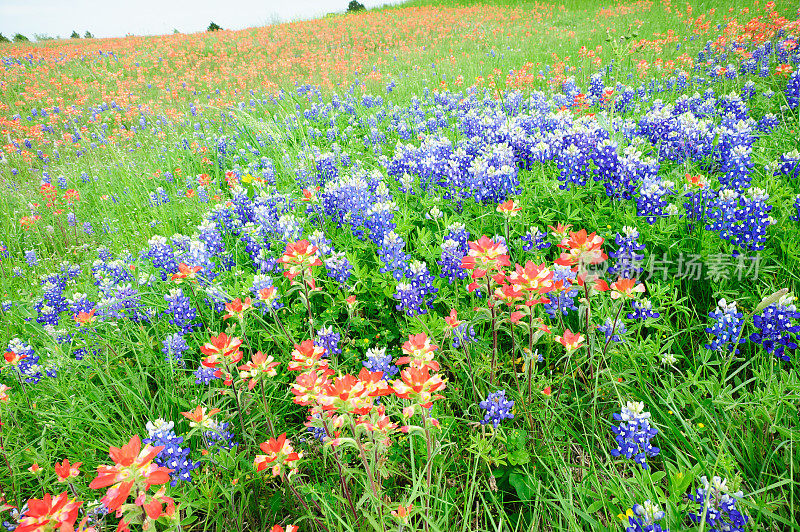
[173,28,180,34]
[0,33,10,43]
[347,0,366,12]
[12,33,29,42]
[207,21,222,32]
[84,30,94,38]
[34,33,54,41]
[70,30,80,39]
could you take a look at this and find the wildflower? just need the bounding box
[749,294,800,362]
[555,329,585,353]
[181,406,222,430]
[705,299,745,356]
[288,340,328,372]
[608,227,645,279]
[598,318,627,343]
[223,297,253,321]
[521,226,551,251]
[556,229,608,268]
[479,390,514,428]
[162,333,189,364]
[28,463,42,474]
[270,526,299,532]
[54,459,81,482]
[73,308,97,326]
[15,492,83,532]
[391,366,447,411]
[170,263,202,284]
[611,278,645,299]
[610,402,660,469]
[507,261,554,303]
[316,326,342,356]
[688,476,748,532]
[391,504,413,523]
[397,333,439,371]
[258,286,279,309]
[460,236,511,280]
[619,500,668,532]
[88,435,172,512]
[661,353,677,366]
[0,384,9,402]
[238,351,280,390]
[254,433,303,478]
[200,333,243,367]
[496,199,521,217]
[628,299,660,321]
[363,346,398,378]
[278,240,322,287]
[144,419,198,486]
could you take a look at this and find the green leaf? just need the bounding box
[508,447,530,466]
[509,471,536,501]
[586,500,604,514]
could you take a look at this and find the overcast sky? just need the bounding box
[0,0,406,40]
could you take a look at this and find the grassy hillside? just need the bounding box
[0,1,799,531]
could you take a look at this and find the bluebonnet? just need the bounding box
[316,325,342,356]
[363,346,398,378]
[438,222,470,282]
[636,178,672,224]
[610,401,660,469]
[24,249,38,267]
[452,322,477,349]
[144,419,199,485]
[250,274,283,312]
[164,288,199,332]
[143,235,179,279]
[790,195,800,222]
[394,281,427,317]
[148,186,171,207]
[83,222,94,235]
[194,366,219,385]
[4,338,42,384]
[622,500,668,532]
[786,70,800,109]
[544,265,579,318]
[556,144,590,190]
[688,476,749,532]
[628,299,660,321]
[378,231,410,280]
[68,292,96,317]
[705,298,745,355]
[162,333,189,364]
[521,226,551,252]
[598,318,627,343]
[608,226,645,279]
[705,188,774,252]
[479,390,514,428]
[204,419,237,451]
[774,150,800,180]
[749,294,800,362]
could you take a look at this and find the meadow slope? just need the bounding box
[0,0,799,531]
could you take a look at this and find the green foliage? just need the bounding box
[347,0,366,13]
